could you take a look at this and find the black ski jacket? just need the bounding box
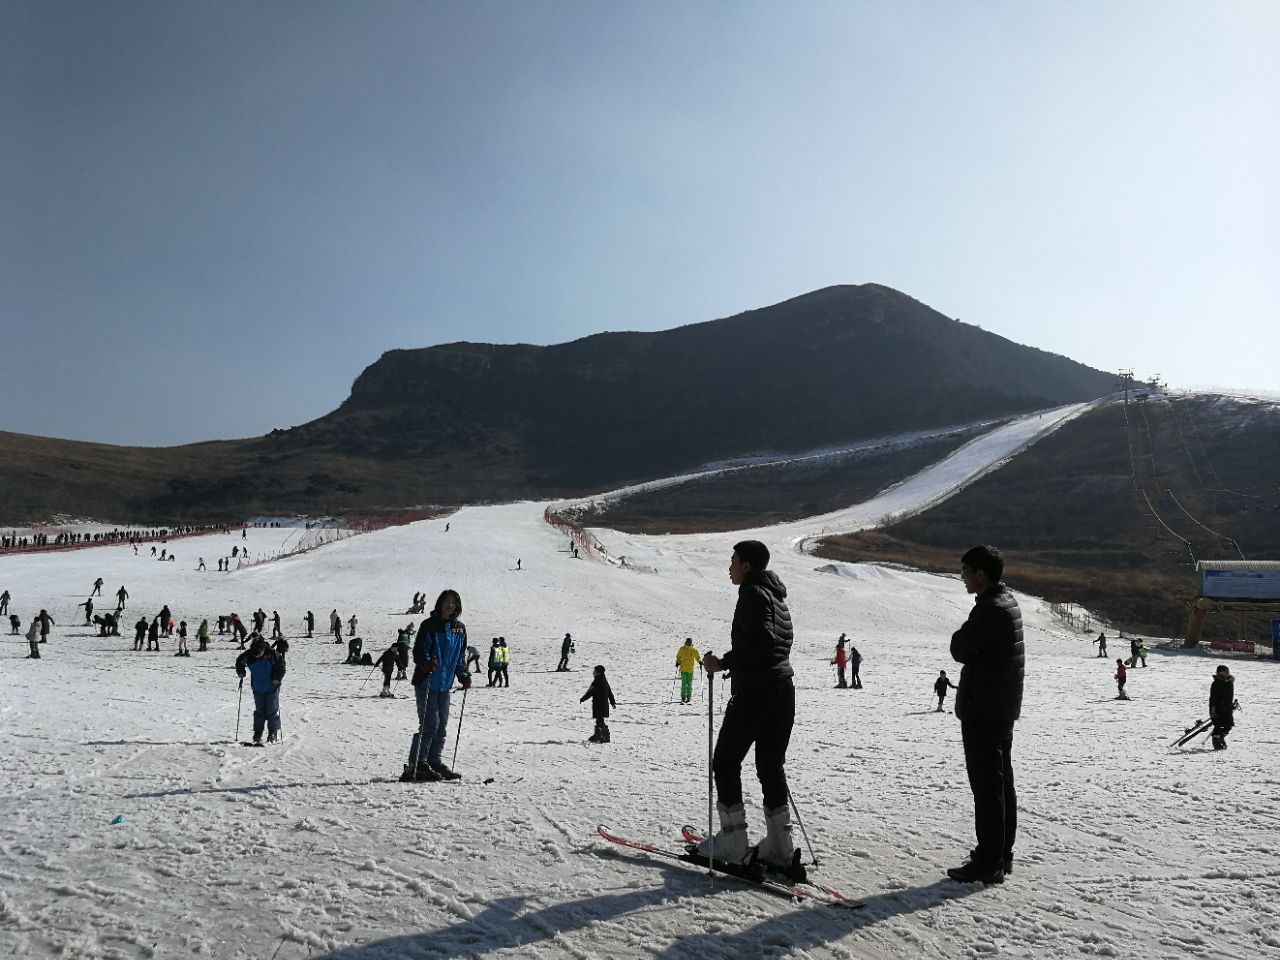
[950,583,1024,728]
[1209,675,1234,720]
[581,677,617,719]
[720,570,794,696]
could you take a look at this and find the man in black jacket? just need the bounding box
[696,540,797,871]
[1209,665,1234,750]
[948,544,1024,885]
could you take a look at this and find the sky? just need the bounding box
[3,0,1277,447]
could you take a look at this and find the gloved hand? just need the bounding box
[460,674,471,689]
[423,658,437,674]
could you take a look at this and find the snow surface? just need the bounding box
[2,407,1278,960]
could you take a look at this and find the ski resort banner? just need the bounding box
[1198,562,1280,601]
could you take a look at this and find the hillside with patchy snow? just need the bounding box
[1,406,1277,960]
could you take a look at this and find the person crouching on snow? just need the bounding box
[235,636,286,744]
[581,665,617,742]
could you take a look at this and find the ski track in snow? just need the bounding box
[2,405,1278,959]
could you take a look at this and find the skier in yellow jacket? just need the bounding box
[675,638,703,704]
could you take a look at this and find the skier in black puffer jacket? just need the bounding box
[1209,665,1235,750]
[697,539,797,873]
[948,544,1024,886]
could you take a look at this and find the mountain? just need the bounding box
[0,284,1116,522]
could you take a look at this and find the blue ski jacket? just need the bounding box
[412,616,470,692]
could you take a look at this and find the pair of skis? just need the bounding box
[1170,718,1213,749]
[597,825,862,909]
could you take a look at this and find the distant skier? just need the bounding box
[235,636,286,745]
[175,620,190,657]
[25,618,40,658]
[92,577,103,596]
[148,616,162,652]
[581,665,617,742]
[831,634,848,688]
[496,637,510,687]
[37,609,54,643]
[348,614,358,637]
[80,596,94,625]
[516,558,522,571]
[197,557,206,571]
[675,638,701,703]
[376,642,399,697]
[271,611,282,640]
[253,608,266,633]
[1137,641,1148,667]
[231,613,248,646]
[1095,632,1107,658]
[1114,660,1129,699]
[9,613,20,635]
[464,643,480,675]
[557,632,575,672]
[1209,665,1235,750]
[934,670,957,712]
[0,589,9,615]
[133,616,149,651]
[848,642,863,689]
[1126,637,1140,668]
[197,618,211,652]
[487,639,500,686]
[304,610,315,637]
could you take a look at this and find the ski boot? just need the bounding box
[692,802,750,865]
[753,804,805,880]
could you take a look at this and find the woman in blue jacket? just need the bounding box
[402,590,471,782]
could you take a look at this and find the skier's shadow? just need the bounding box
[312,850,981,959]
[313,878,693,959]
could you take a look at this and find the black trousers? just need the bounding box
[557,654,570,671]
[961,721,1017,867]
[713,679,794,809]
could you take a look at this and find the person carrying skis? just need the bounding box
[581,665,617,742]
[557,632,575,672]
[235,636,286,744]
[376,642,399,697]
[1209,665,1235,750]
[1115,660,1128,699]
[675,638,702,703]
[696,540,796,870]
[948,544,1023,886]
[934,670,957,712]
[401,589,471,782]
[831,634,849,688]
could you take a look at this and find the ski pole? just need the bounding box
[451,685,469,769]
[788,789,819,868]
[357,662,379,695]
[234,679,244,742]
[707,666,715,876]
[410,688,430,772]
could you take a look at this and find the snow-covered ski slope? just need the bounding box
[2,405,1278,960]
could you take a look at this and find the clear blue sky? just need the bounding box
[4,0,1277,446]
